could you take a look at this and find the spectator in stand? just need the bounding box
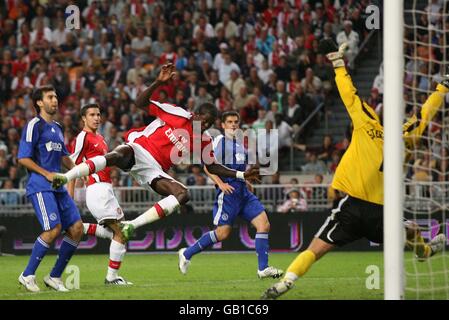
[277,188,308,213]
[218,52,240,85]
[275,113,293,157]
[225,69,246,99]
[194,86,213,109]
[328,150,342,174]
[240,95,262,126]
[233,85,253,111]
[301,151,329,174]
[215,86,233,112]
[301,68,323,105]
[246,67,264,93]
[258,59,275,85]
[317,135,336,163]
[285,93,306,128]
[186,165,207,186]
[256,28,276,56]
[215,11,238,40]
[0,179,20,205]
[336,20,360,65]
[252,109,268,130]
[269,81,288,115]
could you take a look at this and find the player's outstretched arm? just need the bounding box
[403,76,449,148]
[320,39,371,127]
[203,165,235,194]
[135,63,176,111]
[205,163,260,183]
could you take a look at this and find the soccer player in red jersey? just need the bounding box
[67,103,132,285]
[52,63,259,240]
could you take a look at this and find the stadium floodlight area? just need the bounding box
[385,0,449,300]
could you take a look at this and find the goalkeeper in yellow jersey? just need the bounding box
[261,39,447,300]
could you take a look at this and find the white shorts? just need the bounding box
[126,142,176,191]
[86,182,124,224]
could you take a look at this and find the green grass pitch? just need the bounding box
[0,251,447,300]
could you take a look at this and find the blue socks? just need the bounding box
[183,230,270,271]
[50,236,79,278]
[184,231,218,260]
[23,237,50,276]
[255,232,269,271]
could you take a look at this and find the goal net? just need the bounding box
[402,0,449,300]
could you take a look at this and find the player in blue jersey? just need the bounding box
[17,85,83,292]
[178,111,283,279]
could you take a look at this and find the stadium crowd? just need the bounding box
[0,0,376,209]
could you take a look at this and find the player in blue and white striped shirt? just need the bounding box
[17,85,83,292]
[178,111,283,279]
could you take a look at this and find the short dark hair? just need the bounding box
[221,110,240,122]
[197,102,218,119]
[32,85,56,114]
[80,103,101,117]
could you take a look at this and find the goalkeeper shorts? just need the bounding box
[315,195,384,246]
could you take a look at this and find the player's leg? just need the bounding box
[83,222,113,239]
[261,237,335,300]
[262,196,355,299]
[404,219,446,260]
[84,182,131,284]
[178,191,237,274]
[52,144,135,188]
[102,220,133,285]
[121,178,186,239]
[19,192,63,292]
[249,211,284,279]
[44,192,83,292]
[178,225,231,275]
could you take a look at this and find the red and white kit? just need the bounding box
[71,130,124,224]
[124,100,214,190]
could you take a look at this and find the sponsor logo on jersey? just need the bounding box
[235,153,245,163]
[366,128,383,140]
[45,141,63,152]
[165,128,188,153]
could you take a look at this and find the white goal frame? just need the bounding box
[383,0,405,300]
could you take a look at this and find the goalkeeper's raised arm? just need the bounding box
[319,39,380,130]
[403,77,449,148]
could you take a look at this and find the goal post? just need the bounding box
[383,0,405,300]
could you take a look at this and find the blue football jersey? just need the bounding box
[18,116,69,196]
[213,134,247,184]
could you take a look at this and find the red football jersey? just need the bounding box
[71,130,111,186]
[124,100,215,171]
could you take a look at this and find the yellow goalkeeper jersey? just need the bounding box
[332,67,447,205]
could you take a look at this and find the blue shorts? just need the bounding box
[212,184,265,226]
[28,191,81,231]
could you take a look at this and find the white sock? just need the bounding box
[130,195,180,229]
[284,272,298,282]
[83,223,113,239]
[65,156,107,181]
[106,239,127,281]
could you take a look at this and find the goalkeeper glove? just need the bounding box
[319,39,348,68]
[439,75,449,89]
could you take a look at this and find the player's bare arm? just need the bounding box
[135,63,176,111]
[18,158,55,182]
[203,165,235,195]
[205,162,260,183]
